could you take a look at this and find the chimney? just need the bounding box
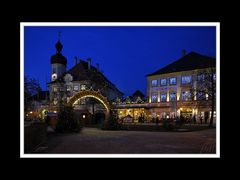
[96,63,100,71]
[74,56,78,65]
[182,49,186,57]
[87,58,92,70]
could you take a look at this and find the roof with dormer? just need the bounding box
[147,52,215,77]
[48,60,123,95]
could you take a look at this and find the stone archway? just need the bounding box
[67,90,111,120]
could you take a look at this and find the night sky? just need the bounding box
[24,26,216,96]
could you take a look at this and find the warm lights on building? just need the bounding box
[206,94,209,100]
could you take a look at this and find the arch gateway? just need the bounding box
[67,90,111,120]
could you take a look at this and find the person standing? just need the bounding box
[200,116,203,124]
[193,115,196,124]
[205,113,209,124]
[156,117,159,125]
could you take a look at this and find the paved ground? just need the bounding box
[40,128,216,154]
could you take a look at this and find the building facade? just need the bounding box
[47,39,123,123]
[26,38,216,125]
[116,52,216,124]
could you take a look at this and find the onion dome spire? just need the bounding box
[50,32,67,65]
[55,40,63,53]
[55,31,63,53]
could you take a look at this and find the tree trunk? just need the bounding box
[209,74,215,128]
[209,102,214,127]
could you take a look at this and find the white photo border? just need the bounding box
[20,22,220,158]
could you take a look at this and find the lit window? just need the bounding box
[80,98,86,105]
[67,86,71,91]
[197,74,204,81]
[73,85,79,91]
[170,92,176,101]
[197,92,205,100]
[182,91,191,101]
[213,73,216,81]
[52,67,57,73]
[80,84,86,90]
[160,78,167,86]
[53,98,58,105]
[53,87,58,92]
[182,75,192,84]
[169,77,176,85]
[67,97,70,102]
[160,92,167,102]
[151,93,158,103]
[151,80,158,87]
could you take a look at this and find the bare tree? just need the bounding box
[24,76,42,113]
[190,67,216,127]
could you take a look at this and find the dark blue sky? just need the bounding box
[24,26,216,96]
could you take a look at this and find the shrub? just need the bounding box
[162,119,175,131]
[56,105,82,133]
[101,114,120,130]
[45,115,50,125]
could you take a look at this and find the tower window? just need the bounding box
[52,67,57,73]
[53,87,58,92]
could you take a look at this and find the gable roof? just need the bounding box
[147,52,216,76]
[132,90,145,99]
[49,60,123,95]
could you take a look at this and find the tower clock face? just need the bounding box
[52,73,57,81]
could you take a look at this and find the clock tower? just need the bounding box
[50,39,67,81]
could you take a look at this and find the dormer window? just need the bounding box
[74,85,79,91]
[64,73,73,82]
[80,84,86,90]
[67,85,71,91]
